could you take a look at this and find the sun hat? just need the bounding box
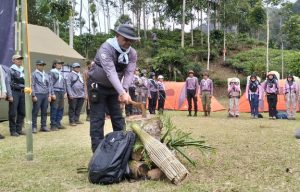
[111,24,140,41]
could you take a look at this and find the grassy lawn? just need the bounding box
[0,111,299,192]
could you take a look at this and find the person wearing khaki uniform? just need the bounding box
[199,72,213,116]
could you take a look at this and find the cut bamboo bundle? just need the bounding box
[131,123,189,185]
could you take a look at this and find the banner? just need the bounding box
[0,0,16,67]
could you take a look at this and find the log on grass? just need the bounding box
[131,123,189,185]
[126,114,162,140]
[147,168,164,181]
[129,160,149,179]
[131,149,143,161]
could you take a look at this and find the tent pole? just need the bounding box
[21,0,33,161]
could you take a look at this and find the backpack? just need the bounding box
[275,112,287,119]
[88,131,136,185]
[249,81,258,92]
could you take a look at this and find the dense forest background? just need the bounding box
[26,0,300,85]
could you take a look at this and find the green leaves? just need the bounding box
[160,115,214,167]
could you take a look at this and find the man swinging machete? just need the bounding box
[88,24,140,152]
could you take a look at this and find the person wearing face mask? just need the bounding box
[245,74,262,119]
[263,72,279,120]
[31,60,54,133]
[49,59,67,131]
[88,23,139,152]
[285,74,297,120]
[66,63,86,126]
[9,54,25,137]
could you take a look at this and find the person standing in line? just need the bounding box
[88,24,139,152]
[0,64,13,139]
[50,59,67,130]
[245,74,262,119]
[157,75,166,114]
[199,72,213,117]
[66,63,86,126]
[83,60,93,121]
[8,54,26,137]
[285,74,298,120]
[185,70,199,117]
[31,60,53,133]
[263,72,279,119]
[147,72,158,114]
[125,68,140,116]
[137,69,148,106]
[228,78,241,118]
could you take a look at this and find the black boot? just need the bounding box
[194,112,197,117]
[188,111,192,116]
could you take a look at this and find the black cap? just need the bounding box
[35,59,46,65]
[53,59,64,65]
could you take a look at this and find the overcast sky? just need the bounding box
[75,0,298,35]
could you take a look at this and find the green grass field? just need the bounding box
[0,111,299,192]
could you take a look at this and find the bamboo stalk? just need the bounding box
[131,123,189,185]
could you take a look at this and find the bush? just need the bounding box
[227,48,300,77]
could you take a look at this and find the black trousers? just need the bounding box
[90,85,125,152]
[267,94,278,117]
[158,90,166,112]
[186,89,197,113]
[148,91,158,114]
[32,93,49,129]
[68,98,84,123]
[9,90,25,134]
[125,87,136,115]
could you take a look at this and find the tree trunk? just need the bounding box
[106,0,110,32]
[266,7,269,74]
[69,0,75,48]
[200,8,203,47]
[97,3,102,33]
[223,2,226,63]
[79,0,83,35]
[88,1,91,34]
[280,17,284,79]
[181,0,186,48]
[143,2,147,40]
[147,168,164,180]
[207,4,210,70]
[191,17,194,47]
[102,0,106,33]
[129,160,149,179]
[126,115,163,141]
[56,19,60,37]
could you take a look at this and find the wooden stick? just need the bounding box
[129,100,147,118]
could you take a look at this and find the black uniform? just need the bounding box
[9,65,25,136]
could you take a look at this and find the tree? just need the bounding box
[282,15,300,50]
[114,14,132,28]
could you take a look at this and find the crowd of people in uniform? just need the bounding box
[0,55,92,139]
[0,52,167,140]
[185,70,299,120]
[0,24,299,154]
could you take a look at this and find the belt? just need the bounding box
[202,90,211,92]
[12,88,24,92]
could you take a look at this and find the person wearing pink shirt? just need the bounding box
[228,78,241,117]
[263,72,279,119]
[285,74,298,120]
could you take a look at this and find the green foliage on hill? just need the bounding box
[227,48,300,77]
